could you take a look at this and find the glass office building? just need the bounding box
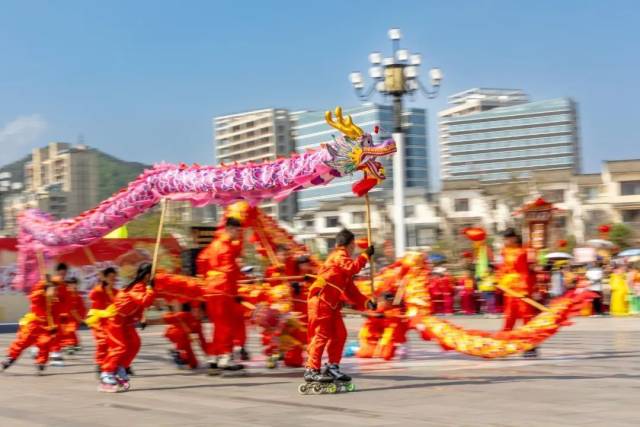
[439,89,580,182]
[293,103,429,210]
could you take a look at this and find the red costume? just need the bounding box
[164,310,207,369]
[58,287,87,348]
[101,282,155,373]
[459,276,476,315]
[88,284,119,366]
[305,247,369,370]
[7,282,60,365]
[499,247,535,331]
[49,280,71,354]
[196,230,243,357]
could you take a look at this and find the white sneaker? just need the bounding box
[50,352,65,367]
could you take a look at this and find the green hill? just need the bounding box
[96,151,149,201]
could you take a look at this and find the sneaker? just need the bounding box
[98,372,120,393]
[50,352,64,367]
[218,354,244,371]
[116,366,129,382]
[2,357,15,371]
[238,347,250,361]
[524,348,539,358]
[303,368,333,383]
[324,363,351,382]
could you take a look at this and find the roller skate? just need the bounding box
[115,366,131,391]
[49,352,65,367]
[98,372,120,393]
[36,364,46,376]
[218,354,245,377]
[324,363,356,393]
[298,368,335,395]
[265,354,278,369]
[1,357,15,372]
[238,347,250,362]
[207,359,221,376]
[169,350,187,369]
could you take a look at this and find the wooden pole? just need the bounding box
[151,199,168,279]
[496,284,550,313]
[35,250,47,280]
[83,246,97,265]
[364,193,375,297]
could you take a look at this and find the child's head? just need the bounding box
[335,229,356,255]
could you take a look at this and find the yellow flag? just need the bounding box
[105,225,128,239]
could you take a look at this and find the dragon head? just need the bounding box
[323,107,396,194]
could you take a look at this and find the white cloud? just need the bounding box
[0,115,48,163]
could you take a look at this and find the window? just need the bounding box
[622,210,640,223]
[405,206,415,218]
[417,228,434,246]
[581,186,599,200]
[305,219,314,228]
[325,216,339,228]
[454,198,469,212]
[541,189,565,203]
[553,217,566,228]
[326,238,336,251]
[621,180,640,196]
[351,212,365,224]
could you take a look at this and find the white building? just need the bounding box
[294,160,640,255]
[439,88,580,182]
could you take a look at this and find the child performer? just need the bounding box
[304,229,376,384]
[98,263,155,392]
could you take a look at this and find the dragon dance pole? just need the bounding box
[364,193,375,297]
[151,198,168,279]
[496,284,550,313]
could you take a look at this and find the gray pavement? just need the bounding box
[0,316,638,427]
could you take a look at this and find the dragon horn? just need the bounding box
[325,106,364,140]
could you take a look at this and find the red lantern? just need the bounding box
[598,224,611,234]
[462,250,473,259]
[355,238,369,249]
[462,227,486,242]
[557,239,568,248]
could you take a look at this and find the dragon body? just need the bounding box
[14,107,395,290]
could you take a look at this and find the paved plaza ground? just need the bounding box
[0,316,638,427]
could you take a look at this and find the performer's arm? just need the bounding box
[344,281,369,311]
[336,253,369,276]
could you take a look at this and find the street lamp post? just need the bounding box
[349,28,442,259]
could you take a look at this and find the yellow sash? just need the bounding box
[85,304,118,329]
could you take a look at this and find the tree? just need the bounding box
[609,223,634,250]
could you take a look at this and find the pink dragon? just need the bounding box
[14,107,396,290]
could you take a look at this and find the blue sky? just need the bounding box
[1,0,638,185]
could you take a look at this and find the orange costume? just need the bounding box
[306,247,369,370]
[101,282,155,373]
[7,282,61,365]
[196,230,243,357]
[499,246,535,331]
[88,284,119,366]
[164,310,207,369]
[49,280,71,354]
[58,286,87,348]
